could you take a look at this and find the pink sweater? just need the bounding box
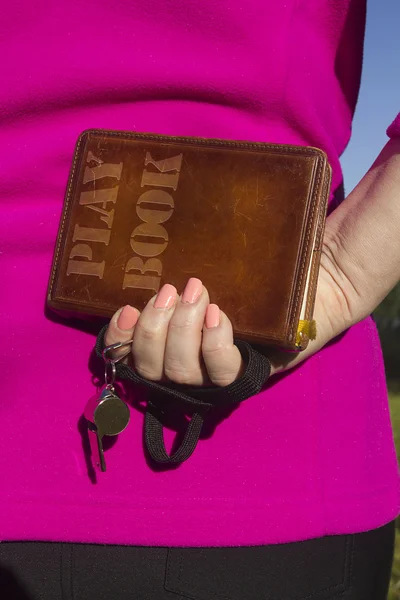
[1,0,399,547]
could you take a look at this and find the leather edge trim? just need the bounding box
[304,164,332,326]
[285,155,324,349]
[80,128,329,159]
[47,130,89,304]
[47,129,331,351]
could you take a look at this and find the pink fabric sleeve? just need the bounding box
[387,112,400,138]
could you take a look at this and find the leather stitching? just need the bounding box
[285,156,323,349]
[50,130,330,350]
[84,128,330,156]
[47,132,86,301]
[304,164,331,325]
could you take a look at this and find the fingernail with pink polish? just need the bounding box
[182,278,202,304]
[154,284,177,309]
[117,305,139,330]
[205,304,220,328]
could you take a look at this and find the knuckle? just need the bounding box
[164,369,191,385]
[135,321,160,342]
[168,318,195,334]
[202,340,229,357]
[209,372,237,387]
[202,343,241,387]
[164,361,198,385]
[134,362,162,382]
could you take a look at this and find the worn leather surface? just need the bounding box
[47,130,331,350]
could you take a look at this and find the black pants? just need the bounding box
[0,521,395,600]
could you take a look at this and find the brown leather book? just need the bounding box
[47,129,331,351]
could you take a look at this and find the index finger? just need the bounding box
[104,305,140,362]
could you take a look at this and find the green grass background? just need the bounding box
[388,380,400,599]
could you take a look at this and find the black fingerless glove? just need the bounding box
[95,325,271,465]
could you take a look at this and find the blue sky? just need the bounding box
[341,0,400,192]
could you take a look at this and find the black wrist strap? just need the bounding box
[95,325,271,465]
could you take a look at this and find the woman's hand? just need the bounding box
[270,137,400,373]
[105,137,400,387]
[103,259,353,386]
[104,278,244,387]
